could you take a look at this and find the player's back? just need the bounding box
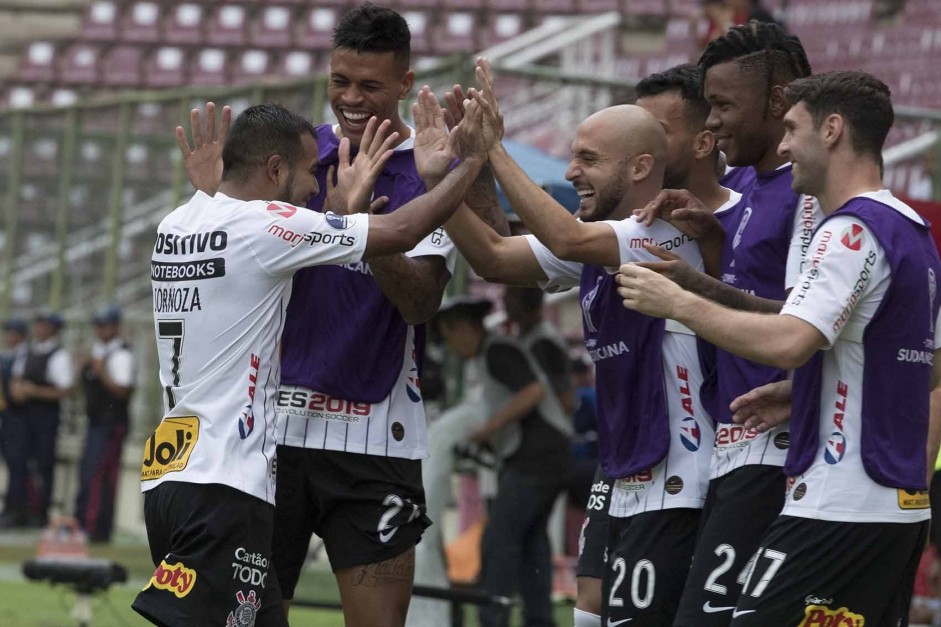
[146,191,369,503]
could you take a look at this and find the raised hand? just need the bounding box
[412,86,458,187]
[442,84,467,130]
[633,189,722,239]
[175,102,231,196]
[730,379,793,433]
[454,97,489,162]
[473,57,504,143]
[326,117,398,214]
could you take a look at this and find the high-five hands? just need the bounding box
[327,117,398,214]
[412,86,458,186]
[175,102,231,196]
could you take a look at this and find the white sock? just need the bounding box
[574,607,601,627]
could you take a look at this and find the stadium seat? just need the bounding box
[281,50,315,77]
[4,85,36,109]
[81,1,120,42]
[250,5,295,49]
[121,2,161,44]
[232,50,273,85]
[206,5,247,47]
[191,48,229,86]
[26,138,59,178]
[102,46,144,87]
[297,7,338,50]
[447,0,486,10]
[163,3,204,46]
[131,101,175,137]
[577,0,620,12]
[489,0,531,11]
[532,0,578,14]
[392,0,439,9]
[432,12,480,55]
[19,41,57,83]
[49,89,78,108]
[144,46,187,88]
[59,44,102,86]
[403,11,432,54]
[480,13,526,50]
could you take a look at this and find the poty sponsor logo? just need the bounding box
[145,560,197,598]
[267,202,296,218]
[839,223,865,251]
[800,605,865,627]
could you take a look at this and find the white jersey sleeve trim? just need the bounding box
[524,234,582,292]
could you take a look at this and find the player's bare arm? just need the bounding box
[363,101,489,259]
[175,102,231,196]
[927,382,941,486]
[471,66,622,268]
[616,263,826,369]
[411,84,546,286]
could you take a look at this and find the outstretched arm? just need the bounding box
[176,102,231,195]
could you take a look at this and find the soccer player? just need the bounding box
[617,70,939,626]
[414,65,714,625]
[632,24,821,626]
[178,8,506,627]
[134,104,489,627]
[572,62,742,627]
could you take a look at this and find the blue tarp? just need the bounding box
[500,139,579,216]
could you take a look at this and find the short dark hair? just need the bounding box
[635,64,711,128]
[785,71,894,162]
[699,21,811,94]
[221,104,316,180]
[333,3,411,69]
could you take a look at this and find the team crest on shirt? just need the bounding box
[839,223,865,251]
[679,416,701,452]
[325,211,354,230]
[226,589,261,627]
[580,276,604,334]
[824,431,846,464]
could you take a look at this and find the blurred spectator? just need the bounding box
[74,305,134,542]
[0,319,28,507]
[728,0,780,26]
[3,311,73,528]
[697,0,735,48]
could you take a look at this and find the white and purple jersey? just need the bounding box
[527,218,714,518]
[781,190,941,523]
[709,164,823,479]
[275,125,457,459]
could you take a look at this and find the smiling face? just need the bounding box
[778,101,828,197]
[703,61,776,168]
[328,48,414,147]
[565,117,632,222]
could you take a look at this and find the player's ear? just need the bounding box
[631,154,655,182]
[400,70,415,101]
[821,113,844,150]
[694,129,716,161]
[266,154,285,185]
[768,85,789,119]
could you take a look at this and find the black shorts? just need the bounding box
[601,508,700,627]
[132,481,287,627]
[729,515,928,626]
[273,446,431,599]
[674,465,786,627]
[576,465,613,579]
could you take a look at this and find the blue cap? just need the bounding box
[34,309,64,328]
[92,305,121,326]
[2,318,27,335]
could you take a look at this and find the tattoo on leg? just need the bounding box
[351,551,414,588]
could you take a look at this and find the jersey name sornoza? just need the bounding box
[780,190,941,523]
[710,165,823,479]
[275,125,456,459]
[144,191,368,504]
[527,218,714,518]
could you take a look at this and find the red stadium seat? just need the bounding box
[81,1,120,41]
[121,2,161,44]
[250,5,295,49]
[59,44,102,85]
[19,41,57,82]
[431,12,480,55]
[144,46,187,88]
[163,3,204,45]
[233,50,273,85]
[206,5,247,47]
[297,7,338,50]
[102,45,144,87]
[191,48,230,86]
